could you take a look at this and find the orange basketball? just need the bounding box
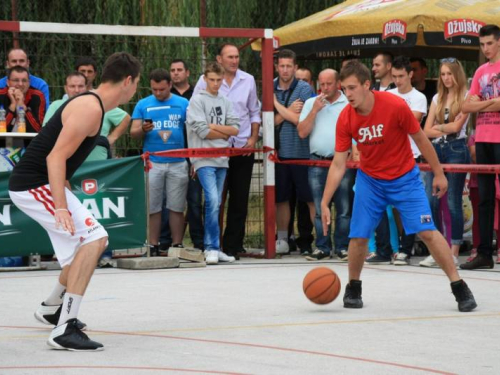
[303,267,341,305]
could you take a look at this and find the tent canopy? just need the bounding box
[254,0,500,61]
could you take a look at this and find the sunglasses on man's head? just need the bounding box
[440,57,457,64]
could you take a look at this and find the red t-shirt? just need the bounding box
[336,91,420,180]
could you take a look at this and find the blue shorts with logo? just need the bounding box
[350,166,435,238]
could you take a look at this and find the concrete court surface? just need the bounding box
[1,255,500,375]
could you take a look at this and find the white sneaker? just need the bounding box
[393,252,409,266]
[453,255,459,266]
[419,255,437,268]
[205,250,219,265]
[218,251,235,263]
[276,239,289,254]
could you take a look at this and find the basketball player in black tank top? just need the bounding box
[8,52,141,351]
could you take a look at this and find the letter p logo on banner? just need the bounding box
[82,179,98,195]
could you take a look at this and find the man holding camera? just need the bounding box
[130,68,189,255]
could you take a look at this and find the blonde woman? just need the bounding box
[421,58,470,266]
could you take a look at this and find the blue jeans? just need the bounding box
[425,138,470,245]
[197,167,227,251]
[309,159,355,255]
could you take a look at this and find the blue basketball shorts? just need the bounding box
[350,166,435,238]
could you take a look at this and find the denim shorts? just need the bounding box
[350,166,435,238]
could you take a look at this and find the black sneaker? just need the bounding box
[300,248,312,256]
[451,280,477,312]
[296,237,313,254]
[305,249,330,261]
[365,253,391,265]
[224,250,240,261]
[47,319,103,351]
[149,245,159,257]
[98,257,114,268]
[343,280,363,308]
[35,303,87,331]
[459,254,494,270]
[338,250,348,262]
[160,243,183,256]
[159,242,171,251]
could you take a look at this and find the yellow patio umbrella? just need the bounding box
[254,0,500,60]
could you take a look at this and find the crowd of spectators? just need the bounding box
[2,24,500,271]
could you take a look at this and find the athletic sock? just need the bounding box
[57,293,82,326]
[277,231,288,241]
[44,281,66,306]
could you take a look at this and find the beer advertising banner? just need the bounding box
[254,0,500,60]
[0,156,147,256]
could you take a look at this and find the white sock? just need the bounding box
[277,231,288,241]
[44,281,66,306]
[58,293,82,326]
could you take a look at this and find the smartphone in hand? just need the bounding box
[142,118,154,133]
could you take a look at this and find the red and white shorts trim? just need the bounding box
[9,185,108,267]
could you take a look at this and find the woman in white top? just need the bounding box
[422,58,470,265]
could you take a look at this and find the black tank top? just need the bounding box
[9,92,105,191]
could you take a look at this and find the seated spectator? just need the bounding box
[0,48,49,109]
[0,66,45,147]
[186,62,239,265]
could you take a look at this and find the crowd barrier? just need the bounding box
[2,145,499,260]
[144,146,500,174]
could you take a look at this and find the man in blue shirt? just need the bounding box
[0,48,49,110]
[130,69,189,255]
[273,49,315,255]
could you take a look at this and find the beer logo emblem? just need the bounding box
[158,130,172,144]
[444,19,485,40]
[82,179,98,195]
[382,19,407,41]
[273,37,280,49]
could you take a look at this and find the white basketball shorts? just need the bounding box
[9,184,108,267]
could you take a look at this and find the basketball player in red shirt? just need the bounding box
[321,61,476,312]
